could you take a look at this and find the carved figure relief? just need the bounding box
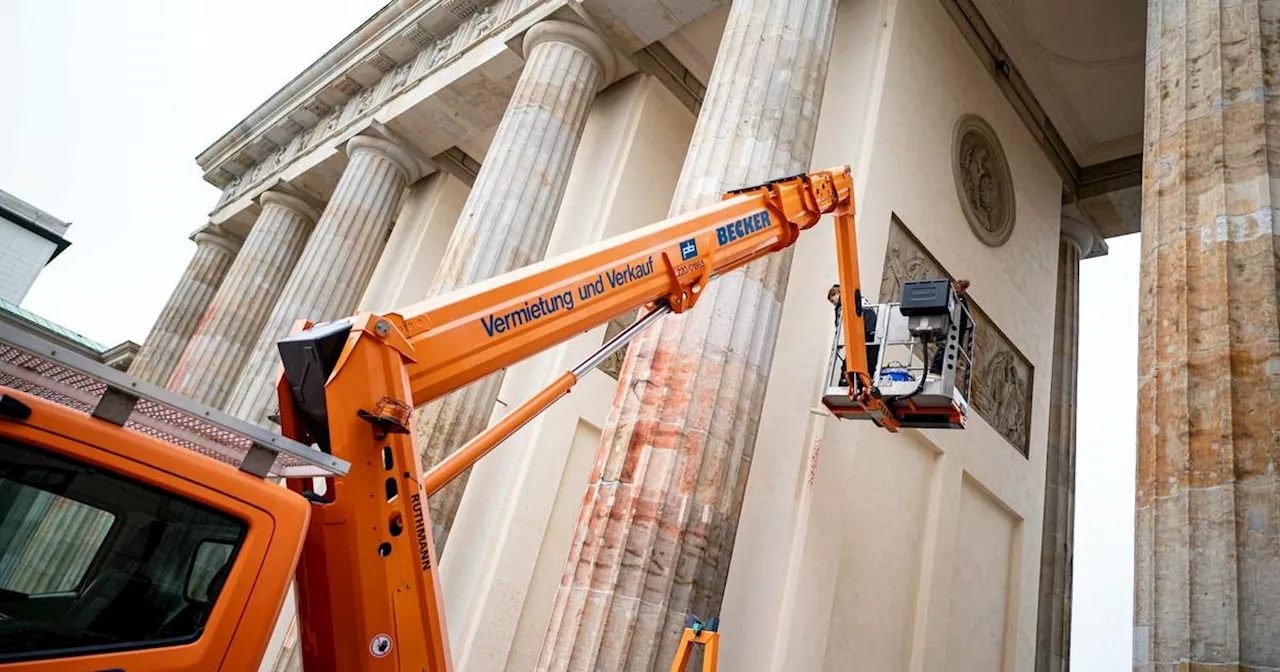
[880,216,1033,455]
[268,146,286,170]
[953,115,1015,247]
[472,4,499,35]
[970,346,1030,451]
[431,34,457,68]
[392,62,413,91]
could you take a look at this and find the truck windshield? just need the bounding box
[0,437,246,662]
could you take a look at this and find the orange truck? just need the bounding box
[0,166,967,671]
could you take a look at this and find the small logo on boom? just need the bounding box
[679,238,698,261]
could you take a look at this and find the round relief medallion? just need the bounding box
[952,114,1015,247]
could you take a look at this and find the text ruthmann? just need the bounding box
[411,493,431,570]
[480,256,656,337]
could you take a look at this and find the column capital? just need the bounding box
[191,223,244,255]
[345,135,426,183]
[259,190,322,223]
[523,20,616,88]
[1060,214,1099,258]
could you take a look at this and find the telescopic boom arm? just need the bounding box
[386,166,882,492]
[390,166,860,405]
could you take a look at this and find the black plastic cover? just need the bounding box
[277,320,352,453]
[724,172,808,195]
[899,279,953,316]
[0,395,32,420]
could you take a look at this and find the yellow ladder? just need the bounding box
[670,616,719,672]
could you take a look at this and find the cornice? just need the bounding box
[198,0,537,189]
[204,0,551,221]
[197,0,417,172]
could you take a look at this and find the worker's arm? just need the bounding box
[389,167,857,407]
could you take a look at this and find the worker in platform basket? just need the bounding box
[828,283,879,378]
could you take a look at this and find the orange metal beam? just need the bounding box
[386,168,854,409]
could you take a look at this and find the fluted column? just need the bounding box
[166,192,318,407]
[225,136,423,425]
[128,224,241,385]
[537,2,838,670]
[0,488,114,594]
[1135,1,1280,669]
[1035,217,1091,672]
[414,19,615,551]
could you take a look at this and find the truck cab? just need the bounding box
[0,333,317,671]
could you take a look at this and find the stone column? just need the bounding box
[1035,216,1091,672]
[1135,1,1280,670]
[357,172,469,313]
[165,192,319,408]
[225,136,424,425]
[537,2,838,670]
[414,19,615,551]
[127,224,241,385]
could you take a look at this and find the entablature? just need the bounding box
[201,0,729,232]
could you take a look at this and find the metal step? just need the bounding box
[0,321,348,478]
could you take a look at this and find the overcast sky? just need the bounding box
[0,0,387,346]
[0,1,1138,668]
[1074,234,1138,670]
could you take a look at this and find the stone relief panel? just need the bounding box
[953,114,1015,247]
[879,216,1032,455]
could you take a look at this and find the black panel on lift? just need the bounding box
[277,320,352,453]
[899,279,953,316]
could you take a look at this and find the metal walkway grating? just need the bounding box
[0,324,348,478]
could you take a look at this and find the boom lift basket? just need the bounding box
[823,280,972,429]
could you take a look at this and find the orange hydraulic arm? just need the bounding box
[405,166,881,492]
[392,167,854,404]
[272,165,885,672]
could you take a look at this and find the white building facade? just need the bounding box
[0,190,71,305]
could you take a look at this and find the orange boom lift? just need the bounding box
[0,166,964,671]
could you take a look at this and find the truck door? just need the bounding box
[0,392,309,671]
